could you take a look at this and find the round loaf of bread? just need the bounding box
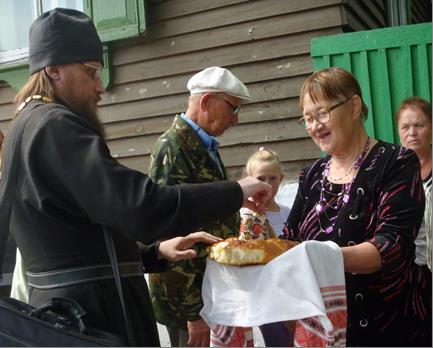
[209,237,298,266]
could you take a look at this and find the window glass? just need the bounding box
[42,0,83,12]
[0,0,83,65]
[0,0,36,64]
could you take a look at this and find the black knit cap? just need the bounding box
[29,8,103,74]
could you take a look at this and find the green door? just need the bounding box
[311,23,432,144]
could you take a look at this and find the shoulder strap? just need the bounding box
[103,229,136,346]
[0,102,43,279]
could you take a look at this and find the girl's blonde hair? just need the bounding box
[246,147,283,176]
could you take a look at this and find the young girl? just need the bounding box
[240,147,290,240]
[243,147,293,347]
[210,148,293,347]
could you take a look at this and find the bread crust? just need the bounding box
[209,237,298,266]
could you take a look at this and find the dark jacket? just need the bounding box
[0,101,243,346]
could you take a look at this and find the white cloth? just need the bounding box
[10,248,29,303]
[266,205,291,236]
[201,240,347,346]
[415,176,432,268]
[423,176,432,270]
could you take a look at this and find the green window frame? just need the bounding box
[0,0,148,91]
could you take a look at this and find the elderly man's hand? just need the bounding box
[157,231,222,262]
[238,176,272,212]
[187,318,210,347]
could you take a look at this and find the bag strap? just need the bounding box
[103,229,136,346]
[0,102,43,279]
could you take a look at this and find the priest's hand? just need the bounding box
[157,231,222,261]
[238,176,272,212]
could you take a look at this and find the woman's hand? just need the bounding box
[157,231,222,262]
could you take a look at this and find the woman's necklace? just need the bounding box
[328,141,370,183]
[327,158,357,183]
[315,137,370,234]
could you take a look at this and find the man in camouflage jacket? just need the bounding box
[148,67,251,347]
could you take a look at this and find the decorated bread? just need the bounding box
[209,237,298,266]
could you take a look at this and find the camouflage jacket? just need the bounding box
[148,115,240,329]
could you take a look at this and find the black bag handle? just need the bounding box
[30,297,88,334]
[103,229,136,346]
[0,102,44,277]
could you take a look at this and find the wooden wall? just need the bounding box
[411,0,432,23]
[3,0,424,182]
[100,0,349,182]
[342,0,387,31]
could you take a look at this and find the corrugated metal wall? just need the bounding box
[311,22,432,144]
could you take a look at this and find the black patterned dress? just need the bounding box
[285,141,432,346]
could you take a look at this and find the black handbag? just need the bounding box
[0,102,134,346]
[0,297,125,346]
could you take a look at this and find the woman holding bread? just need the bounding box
[284,67,431,346]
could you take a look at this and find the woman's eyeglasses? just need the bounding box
[298,96,352,129]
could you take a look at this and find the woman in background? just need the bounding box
[397,97,432,271]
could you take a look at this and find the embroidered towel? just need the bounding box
[201,240,347,346]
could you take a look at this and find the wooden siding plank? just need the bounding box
[151,0,250,21]
[347,0,386,27]
[117,138,320,178]
[102,55,312,105]
[0,103,14,122]
[99,75,308,123]
[0,85,16,106]
[113,1,342,65]
[107,118,308,159]
[113,28,340,84]
[362,0,387,26]
[341,8,368,32]
[343,1,374,30]
[107,117,307,159]
[145,0,342,41]
[104,98,302,140]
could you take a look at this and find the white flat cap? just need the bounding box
[187,66,251,101]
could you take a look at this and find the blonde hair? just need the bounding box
[13,69,55,118]
[299,67,368,120]
[246,147,283,176]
